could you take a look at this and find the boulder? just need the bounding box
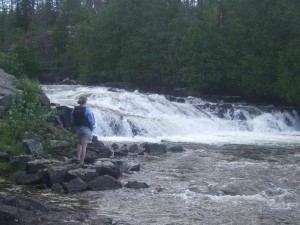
[114,144,129,157]
[125,181,149,189]
[98,146,114,158]
[15,171,44,185]
[39,92,51,108]
[128,144,145,154]
[91,136,105,148]
[26,159,62,174]
[167,145,185,153]
[92,161,121,179]
[56,105,73,129]
[66,168,99,183]
[128,143,138,153]
[88,175,122,191]
[0,69,21,118]
[144,143,167,155]
[85,150,99,164]
[43,165,76,187]
[22,139,43,156]
[62,177,88,193]
[111,143,119,150]
[0,210,21,225]
[51,183,65,193]
[86,137,113,159]
[0,94,16,117]
[0,69,20,95]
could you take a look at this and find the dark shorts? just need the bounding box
[76,127,92,144]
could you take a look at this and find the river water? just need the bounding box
[30,85,300,224]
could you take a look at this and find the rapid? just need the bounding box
[42,85,300,146]
[38,84,300,224]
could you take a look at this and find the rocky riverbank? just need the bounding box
[0,137,185,225]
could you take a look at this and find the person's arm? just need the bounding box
[86,108,95,128]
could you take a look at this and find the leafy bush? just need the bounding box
[4,79,52,142]
[0,51,25,78]
[2,79,74,149]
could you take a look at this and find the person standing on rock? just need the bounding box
[71,95,95,167]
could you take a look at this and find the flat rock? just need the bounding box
[26,159,62,174]
[67,168,99,183]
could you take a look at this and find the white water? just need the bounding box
[42,85,300,146]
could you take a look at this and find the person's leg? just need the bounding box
[77,144,82,162]
[79,143,88,165]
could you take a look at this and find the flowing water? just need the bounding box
[36,85,300,224]
[42,85,300,145]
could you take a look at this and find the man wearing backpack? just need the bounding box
[71,95,95,167]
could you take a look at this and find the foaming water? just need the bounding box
[42,85,300,145]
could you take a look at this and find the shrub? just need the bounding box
[2,79,74,149]
[0,51,25,78]
[5,79,52,142]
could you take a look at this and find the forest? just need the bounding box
[0,0,299,106]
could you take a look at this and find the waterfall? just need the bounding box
[42,85,300,145]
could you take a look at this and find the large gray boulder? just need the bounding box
[66,168,99,183]
[0,69,21,117]
[88,175,122,191]
[0,69,20,96]
[43,165,77,187]
[22,139,43,156]
[62,177,88,193]
[91,160,121,179]
[26,159,62,174]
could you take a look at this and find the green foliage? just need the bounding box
[0,51,25,78]
[0,78,74,177]
[0,161,25,180]
[0,139,24,179]
[0,162,13,177]
[15,46,39,78]
[1,78,73,147]
[1,0,300,105]
[5,80,52,142]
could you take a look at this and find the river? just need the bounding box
[16,85,299,224]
